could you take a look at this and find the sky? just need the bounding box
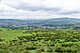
[0,0,80,19]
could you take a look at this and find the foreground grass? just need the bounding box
[0,28,80,53]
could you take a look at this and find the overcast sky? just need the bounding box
[0,0,80,19]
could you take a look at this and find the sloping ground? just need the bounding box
[0,28,80,53]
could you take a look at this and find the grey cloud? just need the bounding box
[17,3,60,11]
[15,6,61,11]
[7,0,80,15]
[4,1,61,12]
[1,0,80,19]
[57,10,80,15]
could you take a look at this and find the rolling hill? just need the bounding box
[0,17,80,30]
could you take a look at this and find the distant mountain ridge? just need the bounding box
[0,18,80,27]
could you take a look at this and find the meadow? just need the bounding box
[0,27,80,53]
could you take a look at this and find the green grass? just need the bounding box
[0,29,33,41]
[0,27,80,53]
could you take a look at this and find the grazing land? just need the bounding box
[0,27,80,53]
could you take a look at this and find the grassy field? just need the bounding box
[0,28,80,53]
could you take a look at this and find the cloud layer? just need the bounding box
[0,0,80,19]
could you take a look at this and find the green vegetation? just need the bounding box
[0,27,80,53]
